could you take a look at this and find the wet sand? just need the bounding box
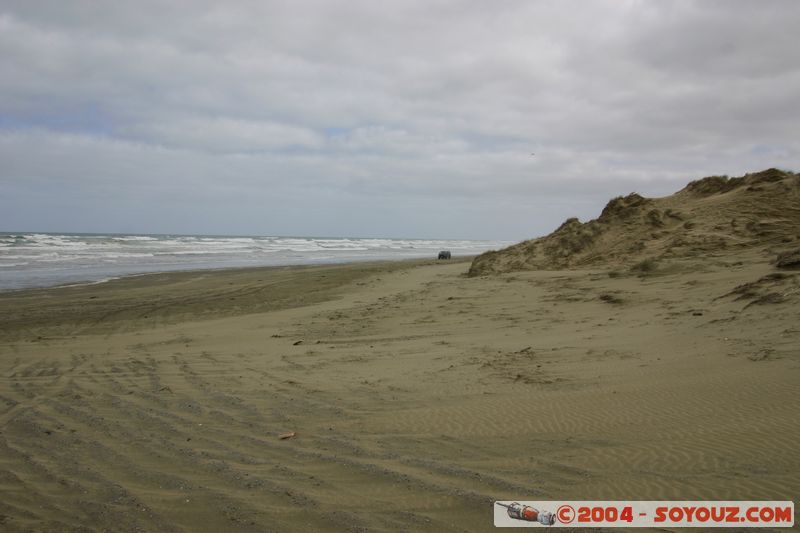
[1,255,798,531]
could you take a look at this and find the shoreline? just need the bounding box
[1,254,463,294]
[0,256,471,342]
[0,231,505,292]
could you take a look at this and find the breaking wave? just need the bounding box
[0,233,511,290]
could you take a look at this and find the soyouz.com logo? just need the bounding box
[493,501,794,528]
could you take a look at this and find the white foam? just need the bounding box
[0,232,514,290]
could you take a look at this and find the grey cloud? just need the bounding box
[1,1,798,239]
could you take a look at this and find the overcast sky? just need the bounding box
[1,1,798,240]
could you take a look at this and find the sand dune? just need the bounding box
[469,168,800,275]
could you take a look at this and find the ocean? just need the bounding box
[0,233,513,291]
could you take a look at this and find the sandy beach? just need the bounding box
[3,0,799,529]
[1,249,797,531]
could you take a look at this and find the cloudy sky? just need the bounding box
[1,1,798,240]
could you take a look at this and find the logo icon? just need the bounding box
[496,502,556,525]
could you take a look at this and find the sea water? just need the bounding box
[0,233,512,290]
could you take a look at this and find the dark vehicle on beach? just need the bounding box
[438,251,451,259]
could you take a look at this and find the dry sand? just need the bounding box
[0,253,798,531]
